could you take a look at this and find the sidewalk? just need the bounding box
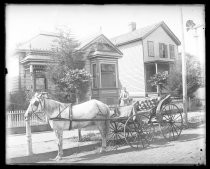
[6,110,205,163]
[6,127,100,160]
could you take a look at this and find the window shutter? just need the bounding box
[165,44,168,58]
[159,43,163,58]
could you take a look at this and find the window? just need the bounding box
[147,41,154,57]
[159,43,168,58]
[35,77,46,91]
[92,64,97,88]
[169,44,175,59]
[101,64,116,88]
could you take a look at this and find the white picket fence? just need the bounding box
[6,110,48,128]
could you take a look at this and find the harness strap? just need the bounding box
[96,103,107,117]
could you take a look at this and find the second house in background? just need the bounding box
[111,21,181,97]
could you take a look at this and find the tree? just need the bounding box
[46,27,92,103]
[148,53,202,99]
[168,53,202,98]
[7,89,31,110]
[148,71,168,95]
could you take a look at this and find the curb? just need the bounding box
[7,142,100,164]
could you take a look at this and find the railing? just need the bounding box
[6,110,48,128]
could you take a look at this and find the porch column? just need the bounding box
[155,63,160,95]
[155,62,158,74]
[30,64,35,92]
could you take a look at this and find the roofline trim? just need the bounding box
[113,21,181,46]
[141,21,181,45]
[80,34,123,55]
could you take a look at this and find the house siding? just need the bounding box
[84,59,91,101]
[25,69,32,90]
[117,41,145,97]
[142,26,178,62]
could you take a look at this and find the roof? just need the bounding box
[77,32,102,50]
[77,33,123,55]
[17,32,59,51]
[110,21,181,46]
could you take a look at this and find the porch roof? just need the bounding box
[144,60,175,64]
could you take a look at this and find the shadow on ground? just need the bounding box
[8,124,205,164]
[7,142,100,164]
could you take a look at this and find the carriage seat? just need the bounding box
[137,97,159,112]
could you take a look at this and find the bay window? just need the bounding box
[92,64,97,88]
[101,63,116,88]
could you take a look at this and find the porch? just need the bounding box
[145,61,173,94]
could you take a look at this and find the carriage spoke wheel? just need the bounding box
[107,120,126,149]
[160,104,183,141]
[124,114,154,149]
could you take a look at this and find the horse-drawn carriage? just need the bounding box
[25,92,183,160]
[107,94,184,149]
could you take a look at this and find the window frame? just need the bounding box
[169,44,175,59]
[147,41,155,57]
[35,77,47,91]
[91,63,98,89]
[100,63,117,88]
[159,43,168,58]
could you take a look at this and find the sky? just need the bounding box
[6,4,205,78]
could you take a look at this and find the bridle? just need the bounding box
[28,94,46,122]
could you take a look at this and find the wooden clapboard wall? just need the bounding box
[117,41,145,97]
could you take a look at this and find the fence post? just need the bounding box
[25,118,33,155]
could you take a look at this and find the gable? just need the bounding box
[142,23,181,45]
[80,34,123,55]
[144,26,178,46]
[18,33,59,51]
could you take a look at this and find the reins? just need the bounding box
[30,97,46,122]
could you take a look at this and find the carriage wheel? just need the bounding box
[107,120,126,149]
[124,114,154,149]
[159,104,183,141]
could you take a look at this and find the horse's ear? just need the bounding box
[34,92,40,97]
[40,92,48,99]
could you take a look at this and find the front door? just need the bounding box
[145,63,157,93]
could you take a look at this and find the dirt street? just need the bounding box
[38,123,206,165]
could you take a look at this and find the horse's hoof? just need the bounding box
[99,148,106,153]
[51,156,62,161]
[56,156,62,161]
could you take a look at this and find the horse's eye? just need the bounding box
[34,101,39,107]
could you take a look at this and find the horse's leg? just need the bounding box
[54,129,63,160]
[96,120,108,153]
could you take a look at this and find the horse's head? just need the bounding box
[24,92,48,120]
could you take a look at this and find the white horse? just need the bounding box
[24,92,110,161]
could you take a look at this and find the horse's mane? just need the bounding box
[44,98,71,112]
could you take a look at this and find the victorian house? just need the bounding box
[8,21,181,104]
[10,32,123,105]
[111,21,181,97]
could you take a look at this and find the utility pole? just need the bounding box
[180,6,188,126]
[26,118,33,155]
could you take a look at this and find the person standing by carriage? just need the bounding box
[119,87,130,106]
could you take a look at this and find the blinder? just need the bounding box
[34,100,40,107]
